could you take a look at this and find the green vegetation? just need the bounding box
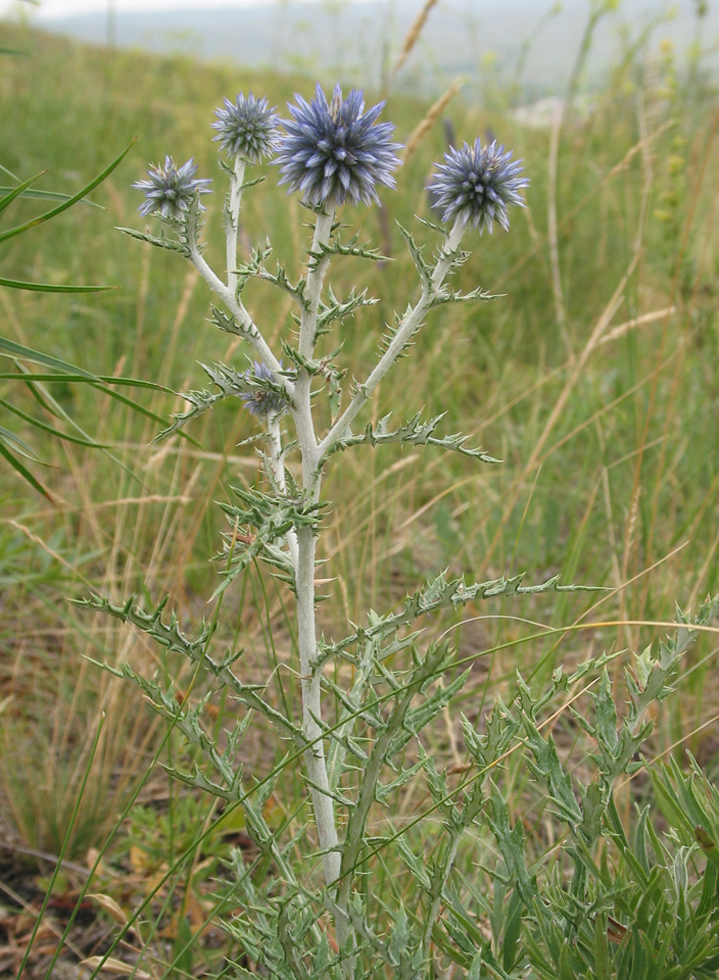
[1,12,718,978]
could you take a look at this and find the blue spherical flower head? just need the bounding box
[275,83,402,209]
[132,156,211,221]
[241,361,289,418]
[429,138,529,233]
[211,92,280,163]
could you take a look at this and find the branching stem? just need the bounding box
[188,240,289,384]
[317,216,465,462]
[288,207,356,959]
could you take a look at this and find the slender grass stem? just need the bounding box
[18,714,105,980]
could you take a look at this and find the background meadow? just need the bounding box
[1,1,719,975]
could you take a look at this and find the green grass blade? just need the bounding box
[12,366,148,486]
[0,276,114,293]
[0,337,191,436]
[85,382,181,429]
[0,436,52,499]
[0,425,43,461]
[0,396,112,448]
[0,170,48,215]
[0,338,172,392]
[0,186,104,208]
[16,713,104,980]
[0,372,170,390]
[0,335,109,379]
[0,138,136,245]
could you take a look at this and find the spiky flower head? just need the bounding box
[211,92,279,163]
[241,361,289,418]
[132,156,211,220]
[429,138,529,233]
[274,83,402,208]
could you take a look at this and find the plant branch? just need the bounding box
[318,216,465,463]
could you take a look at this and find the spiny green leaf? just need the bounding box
[396,222,433,286]
[325,569,604,658]
[488,785,539,909]
[76,592,302,742]
[117,225,190,256]
[329,410,501,462]
[215,485,325,599]
[312,233,388,267]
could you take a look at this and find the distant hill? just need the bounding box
[31,0,719,97]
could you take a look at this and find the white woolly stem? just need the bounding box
[300,207,335,358]
[188,241,290,390]
[295,523,340,862]
[292,206,334,498]
[289,207,352,951]
[267,416,288,492]
[226,156,246,293]
[317,216,466,461]
[192,199,350,953]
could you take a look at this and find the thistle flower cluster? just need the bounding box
[134,86,528,233]
[211,92,279,163]
[274,84,402,208]
[132,156,211,220]
[429,138,529,233]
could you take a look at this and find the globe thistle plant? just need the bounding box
[274,83,402,208]
[122,94,530,934]
[84,78,719,980]
[211,92,279,163]
[132,155,211,220]
[429,137,529,233]
[101,86,676,980]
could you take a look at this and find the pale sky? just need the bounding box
[1,0,380,18]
